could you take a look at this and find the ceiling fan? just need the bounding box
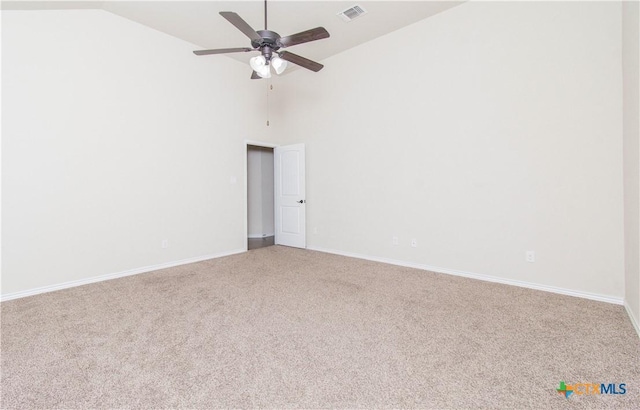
[193,0,330,79]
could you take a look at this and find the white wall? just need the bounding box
[247,146,274,238]
[1,2,631,307]
[1,10,268,296]
[623,0,640,328]
[273,1,625,299]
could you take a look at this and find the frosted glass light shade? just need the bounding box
[271,57,287,75]
[250,55,271,78]
[256,66,271,78]
[249,55,266,70]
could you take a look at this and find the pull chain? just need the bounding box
[266,78,271,126]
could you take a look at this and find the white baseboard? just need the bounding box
[3,244,630,321]
[248,234,275,239]
[0,249,245,302]
[624,301,640,339]
[307,246,624,305]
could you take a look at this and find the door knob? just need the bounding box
[297,200,306,204]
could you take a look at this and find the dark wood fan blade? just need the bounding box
[193,47,254,56]
[278,27,329,48]
[219,12,261,41]
[279,51,324,72]
[251,71,261,79]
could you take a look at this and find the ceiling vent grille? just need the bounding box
[337,5,367,22]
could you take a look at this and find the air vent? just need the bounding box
[337,5,367,22]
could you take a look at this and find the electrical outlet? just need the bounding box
[526,251,535,262]
[162,239,169,249]
[411,238,418,248]
[392,236,399,245]
[313,227,318,234]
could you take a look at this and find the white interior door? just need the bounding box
[274,143,306,248]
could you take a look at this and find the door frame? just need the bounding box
[244,140,278,252]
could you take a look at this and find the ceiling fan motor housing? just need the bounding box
[253,30,282,61]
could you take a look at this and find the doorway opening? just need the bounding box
[247,144,275,250]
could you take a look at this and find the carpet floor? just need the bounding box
[1,246,639,409]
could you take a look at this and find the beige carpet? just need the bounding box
[1,246,639,409]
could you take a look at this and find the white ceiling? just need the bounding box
[2,1,464,73]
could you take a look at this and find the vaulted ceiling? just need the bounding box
[2,1,463,72]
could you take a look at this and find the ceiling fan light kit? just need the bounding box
[193,0,329,79]
[249,55,287,78]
